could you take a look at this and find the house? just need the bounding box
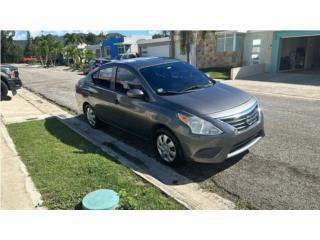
[137,37,171,57]
[232,31,320,79]
[100,37,124,59]
[85,44,101,58]
[115,35,152,56]
[137,31,320,79]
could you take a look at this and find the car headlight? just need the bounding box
[177,112,223,135]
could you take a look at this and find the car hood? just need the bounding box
[160,82,252,115]
[1,64,17,71]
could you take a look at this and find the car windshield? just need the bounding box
[140,61,213,95]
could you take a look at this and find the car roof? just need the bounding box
[112,57,180,70]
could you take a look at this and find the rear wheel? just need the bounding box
[85,104,102,128]
[154,128,184,166]
[1,81,9,100]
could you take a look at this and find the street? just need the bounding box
[16,64,320,209]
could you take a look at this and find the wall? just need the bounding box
[123,36,152,53]
[196,32,243,69]
[242,31,273,71]
[101,37,124,59]
[231,64,266,80]
[139,42,170,57]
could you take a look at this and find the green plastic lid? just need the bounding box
[82,189,119,210]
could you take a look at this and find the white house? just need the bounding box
[115,35,152,55]
[137,37,171,57]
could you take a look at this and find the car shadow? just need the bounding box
[44,115,246,187]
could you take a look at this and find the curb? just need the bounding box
[0,121,45,209]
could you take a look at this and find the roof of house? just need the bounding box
[137,37,170,45]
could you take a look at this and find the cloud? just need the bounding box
[13,31,28,40]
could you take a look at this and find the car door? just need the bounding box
[89,65,117,124]
[112,66,154,138]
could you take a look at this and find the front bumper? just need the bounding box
[176,112,265,163]
[7,77,22,95]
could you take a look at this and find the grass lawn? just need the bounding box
[7,118,185,210]
[204,71,230,80]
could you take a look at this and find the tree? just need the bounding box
[152,31,170,39]
[1,31,15,63]
[179,31,195,64]
[64,33,84,45]
[24,31,33,56]
[85,32,98,45]
[84,50,95,62]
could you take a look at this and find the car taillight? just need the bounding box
[75,82,80,89]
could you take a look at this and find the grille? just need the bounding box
[220,104,259,133]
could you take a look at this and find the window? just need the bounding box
[217,37,224,52]
[225,34,234,51]
[251,39,261,64]
[92,67,113,88]
[118,45,130,55]
[115,67,141,94]
[106,47,111,56]
[140,62,212,94]
[216,33,243,52]
[102,46,111,58]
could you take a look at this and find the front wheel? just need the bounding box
[85,104,102,128]
[154,128,184,166]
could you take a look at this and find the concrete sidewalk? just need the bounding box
[0,115,43,209]
[224,79,320,100]
[1,88,235,210]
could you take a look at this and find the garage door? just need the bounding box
[279,35,320,71]
[143,45,170,57]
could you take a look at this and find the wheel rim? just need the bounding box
[86,107,96,126]
[156,134,176,162]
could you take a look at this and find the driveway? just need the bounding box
[227,71,320,100]
[16,64,320,209]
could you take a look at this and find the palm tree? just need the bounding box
[170,31,216,65]
[178,31,196,64]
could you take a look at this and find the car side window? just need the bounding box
[92,67,113,88]
[115,67,141,94]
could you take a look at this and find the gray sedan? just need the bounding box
[75,57,264,165]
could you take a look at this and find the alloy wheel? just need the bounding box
[86,106,96,126]
[156,134,177,162]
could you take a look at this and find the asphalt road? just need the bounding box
[17,65,320,209]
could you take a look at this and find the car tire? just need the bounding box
[1,81,9,100]
[85,104,102,128]
[154,128,184,166]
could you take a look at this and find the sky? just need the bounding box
[13,30,160,40]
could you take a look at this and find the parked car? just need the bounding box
[1,64,22,100]
[23,56,38,64]
[116,52,140,60]
[75,57,264,165]
[83,58,111,75]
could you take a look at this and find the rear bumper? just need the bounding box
[176,113,265,163]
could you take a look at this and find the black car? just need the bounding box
[1,64,22,100]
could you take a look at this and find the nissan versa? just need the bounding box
[75,57,265,165]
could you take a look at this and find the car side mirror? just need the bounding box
[127,89,145,99]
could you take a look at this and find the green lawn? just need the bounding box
[205,71,230,80]
[7,118,185,210]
